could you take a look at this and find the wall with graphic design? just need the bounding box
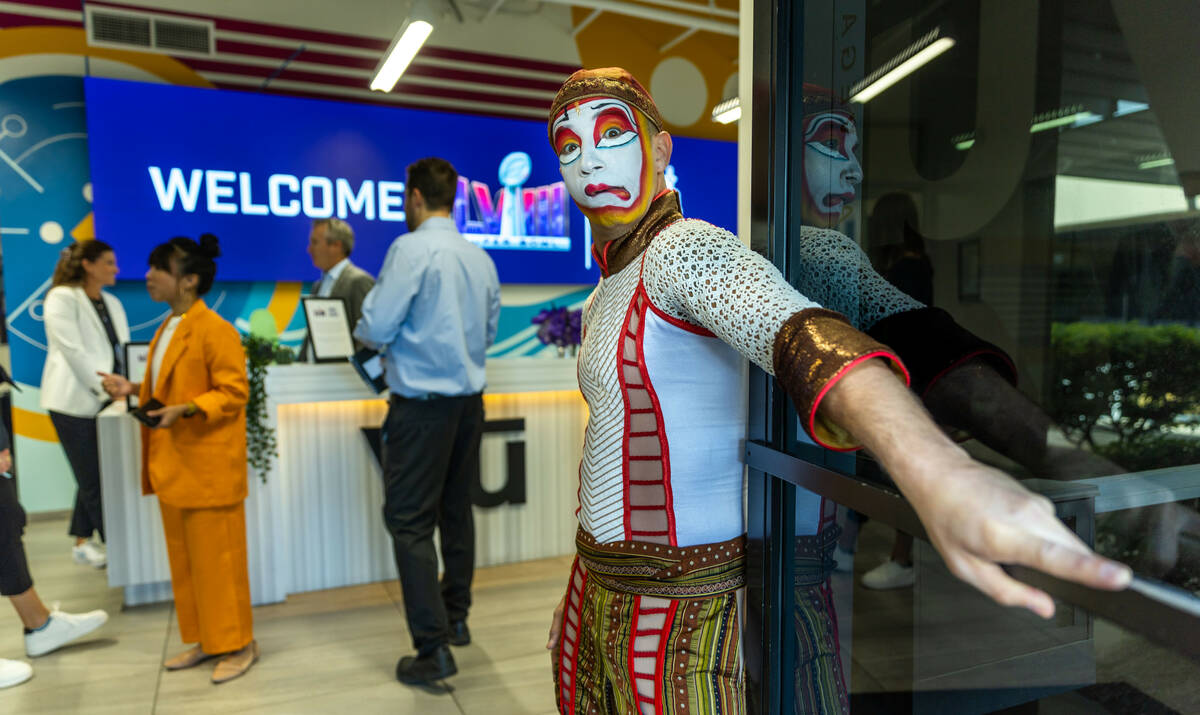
[0,20,736,514]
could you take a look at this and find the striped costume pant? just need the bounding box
[554,529,746,715]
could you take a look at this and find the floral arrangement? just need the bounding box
[532,306,582,352]
[241,335,295,481]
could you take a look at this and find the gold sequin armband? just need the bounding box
[772,308,910,451]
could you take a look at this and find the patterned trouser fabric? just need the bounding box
[554,529,746,715]
[793,527,848,715]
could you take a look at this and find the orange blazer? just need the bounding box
[139,300,249,508]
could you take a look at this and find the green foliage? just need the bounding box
[1048,322,1200,468]
[241,334,295,481]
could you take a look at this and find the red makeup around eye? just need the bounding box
[554,127,581,156]
[593,107,635,144]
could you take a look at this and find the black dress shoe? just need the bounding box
[449,620,470,647]
[396,644,457,685]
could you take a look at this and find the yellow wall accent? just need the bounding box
[71,212,94,241]
[267,282,303,334]
[571,5,737,142]
[12,407,58,443]
[0,27,213,87]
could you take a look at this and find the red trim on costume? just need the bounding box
[635,293,678,545]
[618,295,641,542]
[807,351,912,452]
[921,349,1018,398]
[642,288,716,337]
[617,283,677,546]
[592,242,609,275]
[655,600,679,712]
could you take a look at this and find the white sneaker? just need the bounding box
[861,560,914,590]
[72,542,106,569]
[25,607,109,657]
[832,546,854,573]
[0,659,32,689]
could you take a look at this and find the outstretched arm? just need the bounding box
[820,360,1131,617]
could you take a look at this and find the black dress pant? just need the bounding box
[48,412,105,542]
[381,393,482,656]
[0,473,33,596]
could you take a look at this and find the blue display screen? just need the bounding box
[83,78,736,284]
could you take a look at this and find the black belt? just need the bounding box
[389,391,480,403]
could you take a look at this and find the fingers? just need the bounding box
[546,601,565,650]
[950,553,1056,619]
[146,408,165,417]
[1007,527,1131,592]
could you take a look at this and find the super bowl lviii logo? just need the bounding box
[454,151,569,252]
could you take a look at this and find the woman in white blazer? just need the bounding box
[39,240,129,568]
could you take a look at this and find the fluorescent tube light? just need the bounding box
[1027,105,1103,134]
[1114,99,1150,118]
[370,17,434,92]
[849,30,956,104]
[711,97,740,124]
[1139,157,1174,170]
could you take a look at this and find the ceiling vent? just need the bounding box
[86,6,214,56]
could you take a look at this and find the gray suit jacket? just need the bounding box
[329,261,375,346]
[305,260,376,359]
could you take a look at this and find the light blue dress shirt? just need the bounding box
[317,257,349,297]
[354,216,501,398]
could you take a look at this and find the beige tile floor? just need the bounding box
[0,514,571,714]
[5,513,1198,714]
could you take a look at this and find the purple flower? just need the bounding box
[531,306,583,347]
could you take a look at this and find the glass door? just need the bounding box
[746,1,1200,712]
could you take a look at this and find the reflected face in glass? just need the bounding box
[801,112,863,228]
[552,98,657,228]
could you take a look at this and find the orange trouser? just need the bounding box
[159,500,254,654]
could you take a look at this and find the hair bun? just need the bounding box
[198,233,221,259]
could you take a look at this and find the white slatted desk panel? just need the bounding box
[99,359,585,606]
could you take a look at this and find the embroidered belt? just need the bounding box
[574,527,745,599]
[794,524,842,587]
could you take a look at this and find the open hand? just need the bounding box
[98,371,135,398]
[546,595,565,650]
[146,404,190,429]
[908,455,1132,619]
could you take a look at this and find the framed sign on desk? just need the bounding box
[302,297,355,362]
[124,341,150,408]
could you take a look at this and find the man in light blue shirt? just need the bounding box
[354,157,500,687]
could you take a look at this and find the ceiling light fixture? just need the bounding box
[711,97,740,124]
[848,28,956,104]
[1139,156,1175,170]
[370,0,436,92]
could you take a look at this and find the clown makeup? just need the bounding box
[801,112,863,228]
[552,98,657,228]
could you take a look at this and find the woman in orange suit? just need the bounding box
[101,233,258,684]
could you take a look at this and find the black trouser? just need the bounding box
[48,411,105,542]
[381,393,482,656]
[0,474,33,596]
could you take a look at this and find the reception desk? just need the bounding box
[98,358,586,606]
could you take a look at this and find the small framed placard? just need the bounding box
[124,341,150,408]
[302,297,355,362]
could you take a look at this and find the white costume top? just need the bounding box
[578,218,822,547]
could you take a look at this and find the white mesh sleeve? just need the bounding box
[641,219,821,374]
[793,226,924,330]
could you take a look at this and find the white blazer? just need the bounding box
[40,285,131,417]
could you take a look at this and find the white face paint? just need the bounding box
[801,112,863,227]
[551,98,656,227]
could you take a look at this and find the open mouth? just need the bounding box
[585,184,631,201]
[823,192,856,209]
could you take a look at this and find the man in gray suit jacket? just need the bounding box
[304,218,376,359]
